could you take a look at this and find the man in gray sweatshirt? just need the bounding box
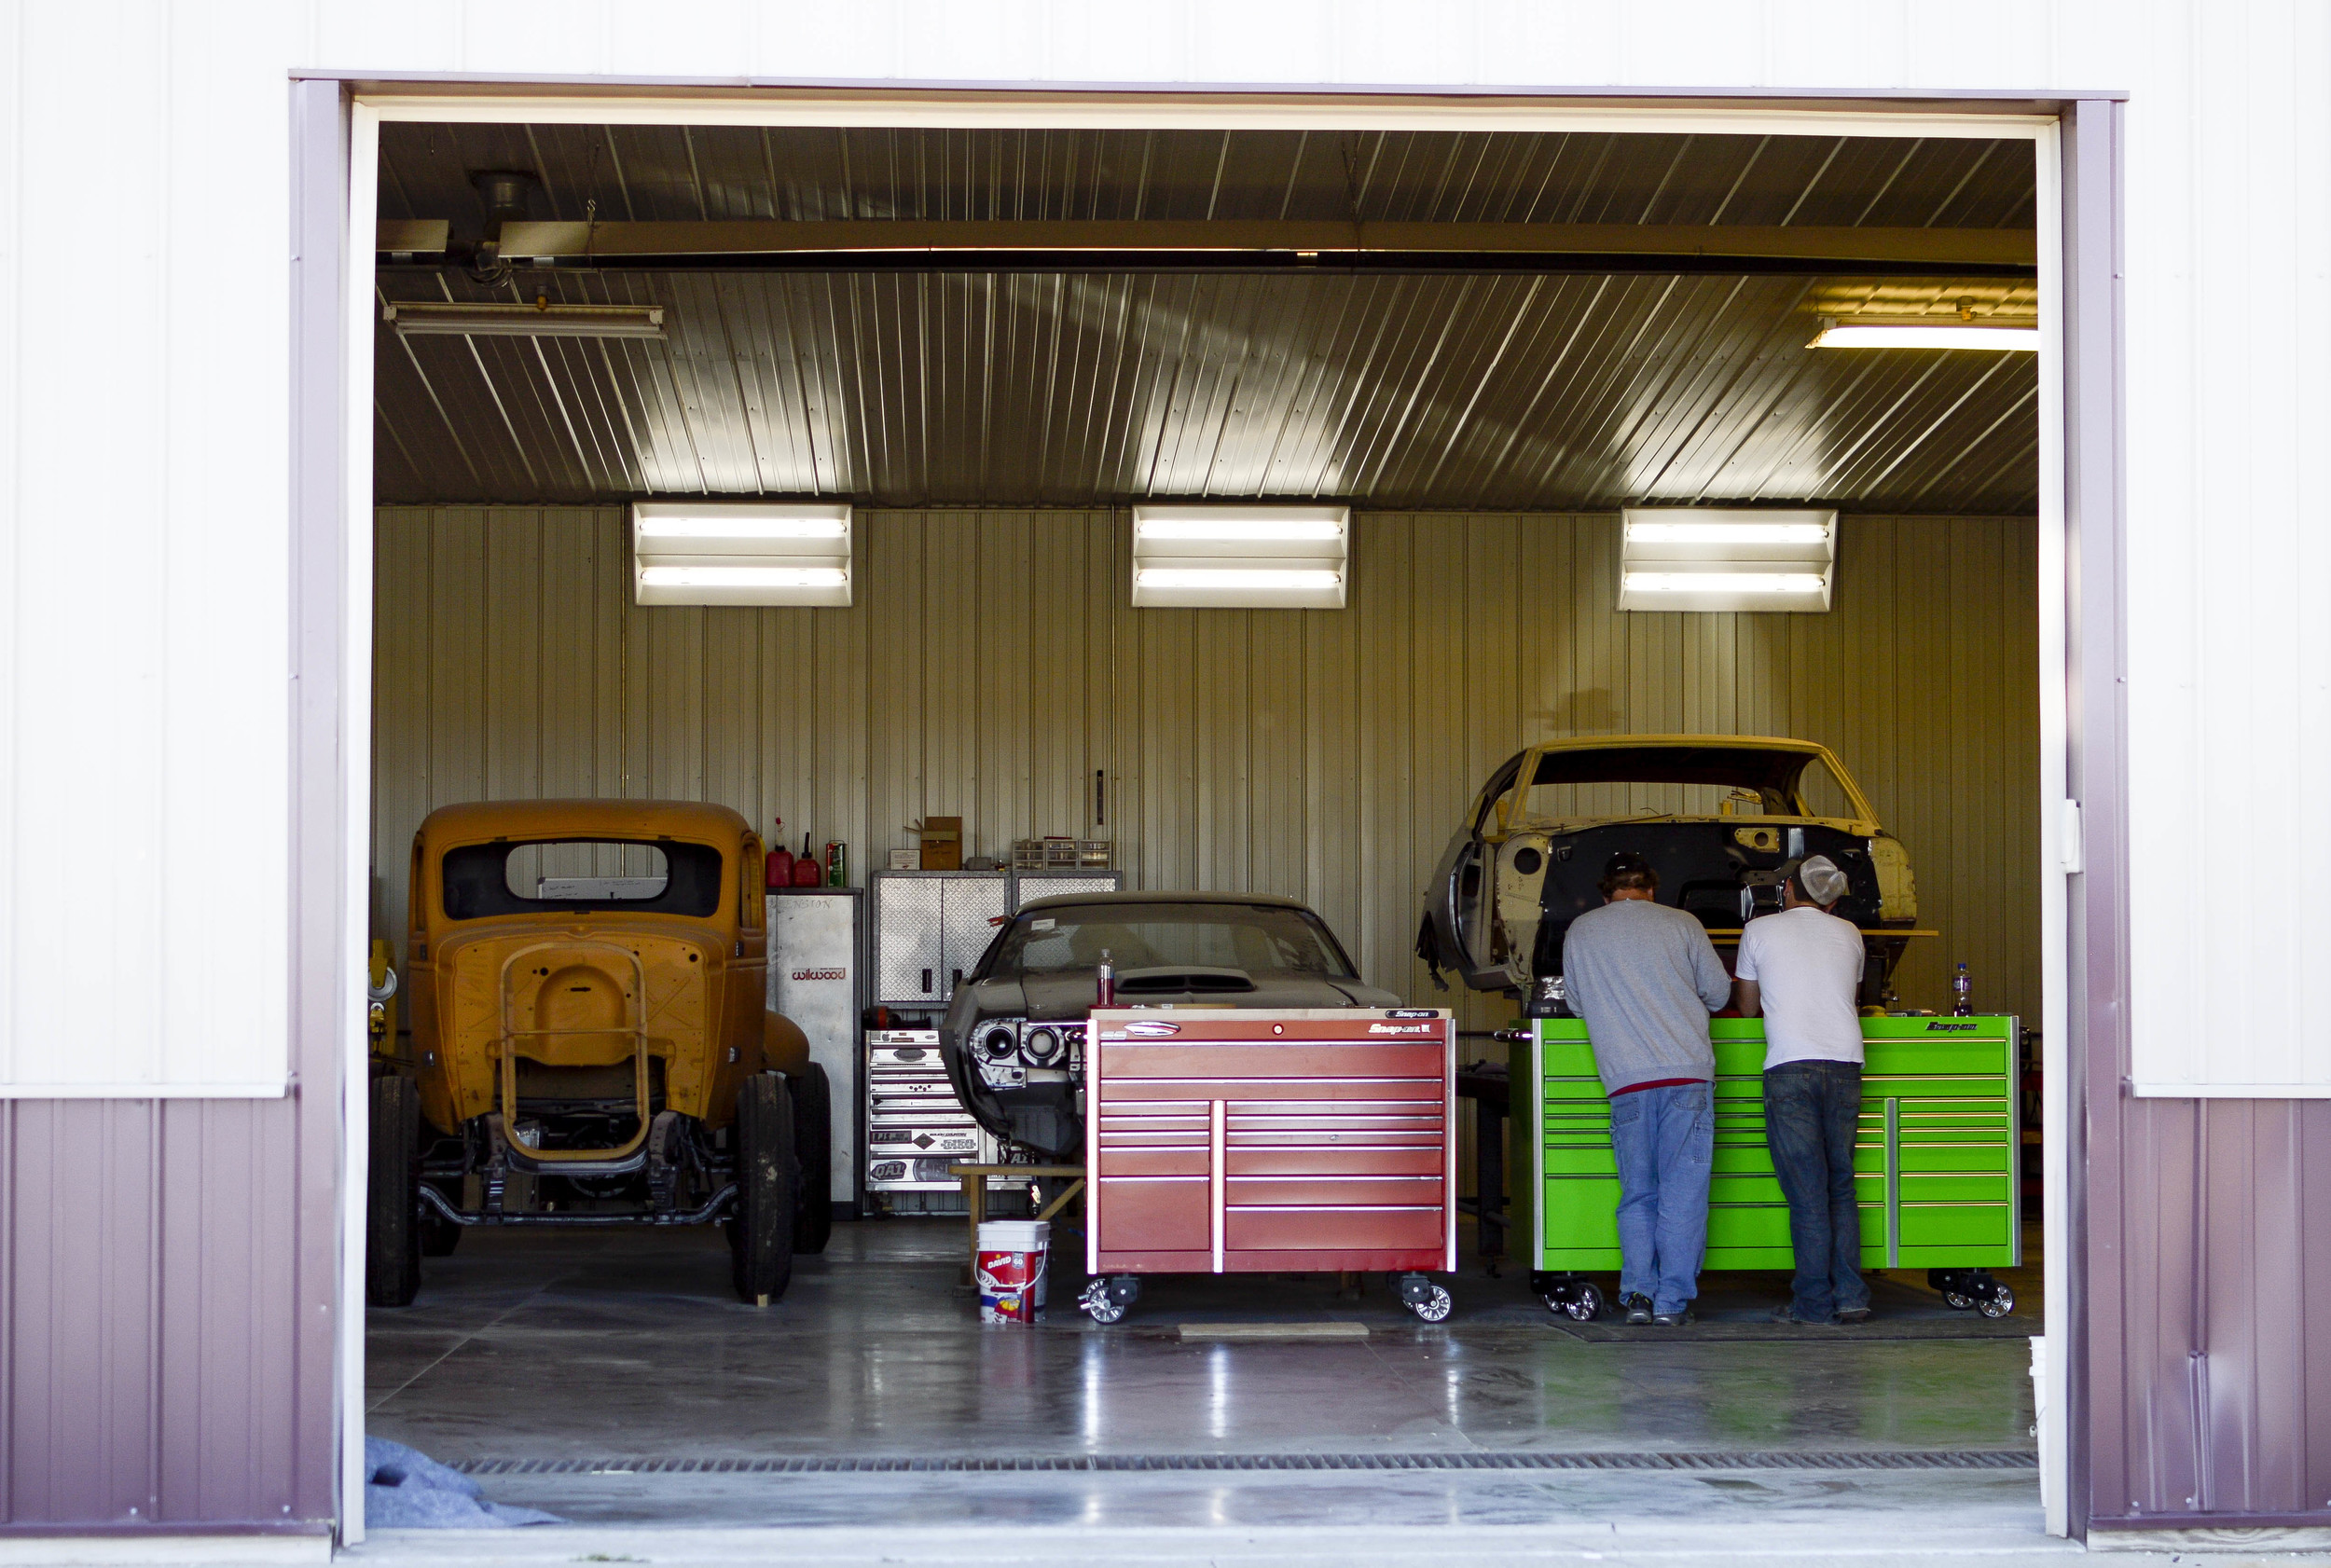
[1561,851,1732,1325]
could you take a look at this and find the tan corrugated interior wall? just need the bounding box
[372,507,2039,1031]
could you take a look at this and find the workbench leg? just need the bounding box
[1036,1177,1085,1223]
[960,1176,987,1287]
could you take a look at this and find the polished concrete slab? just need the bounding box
[369,1217,2037,1487]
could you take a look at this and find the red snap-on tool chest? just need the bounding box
[1079,1008,1457,1323]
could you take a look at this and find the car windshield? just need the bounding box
[440,838,725,921]
[1510,746,1856,823]
[986,902,1357,979]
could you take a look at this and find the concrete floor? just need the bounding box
[364,1214,2057,1547]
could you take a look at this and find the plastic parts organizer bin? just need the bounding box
[1519,1015,2021,1322]
[1080,1008,1458,1324]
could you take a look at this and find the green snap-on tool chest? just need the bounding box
[1519,1016,2021,1321]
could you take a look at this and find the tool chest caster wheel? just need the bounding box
[1394,1272,1452,1322]
[1928,1268,2013,1316]
[1535,1273,1604,1322]
[1080,1274,1140,1324]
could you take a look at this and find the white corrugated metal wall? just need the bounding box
[372,506,2040,1033]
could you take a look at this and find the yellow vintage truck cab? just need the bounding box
[369,799,828,1307]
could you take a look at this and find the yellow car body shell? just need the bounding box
[401,798,809,1140]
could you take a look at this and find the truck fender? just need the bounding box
[763,1009,813,1078]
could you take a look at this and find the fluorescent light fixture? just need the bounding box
[632,502,852,606]
[1130,504,1349,609]
[1619,508,1836,612]
[1809,314,2038,351]
[1625,519,1829,546]
[1136,569,1344,591]
[1624,572,1828,595]
[382,300,668,339]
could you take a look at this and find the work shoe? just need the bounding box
[1621,1293,1653,1325]
[1651,1307,1695,1326]
[1834,1305,1873,1325]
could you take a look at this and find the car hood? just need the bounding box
[981,970,1401,1019]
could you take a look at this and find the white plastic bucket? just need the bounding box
[975,1219,1050,1324]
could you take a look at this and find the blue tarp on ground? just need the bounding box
[365,1437,564,1528]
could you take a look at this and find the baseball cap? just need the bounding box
[1598,850,1658,897]
[1797,854,1851,905]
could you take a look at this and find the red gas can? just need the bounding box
[767,818,793,889]
[791,832,822,887]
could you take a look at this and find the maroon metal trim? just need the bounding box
[2091,1514,2331,1533]
[0,1523,333,1539]
[2060,96,2128,1543]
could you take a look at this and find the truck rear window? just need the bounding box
[439,839,724,921]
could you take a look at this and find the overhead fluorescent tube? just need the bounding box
[640,566,848,589]
[636,515,848,541]
[1136,569,1343,590]
[1624,519,1829,545]
[1809,315,2038,351]
[1624,572,1828,595]
[1136,517,1345,543]
[1130,504,1350,609]
[382,300,667,339]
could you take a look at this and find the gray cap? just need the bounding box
[1797,854,1850,906]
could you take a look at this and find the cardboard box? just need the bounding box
[919,816,962,872]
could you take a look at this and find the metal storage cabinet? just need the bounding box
[1520,1016,2021,1314]
[872,871,1010,1008]
[1012,870,1122,904]
[766,887,865,1211]
[1083,1009,1458,1321]
[863,1027,1004,1193]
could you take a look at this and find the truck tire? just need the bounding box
[728,1074,797,1302]
[366,1076,422,1307]
[791,1064,834,1255]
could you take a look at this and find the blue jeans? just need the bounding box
[1762,1060,1871,1320]
[1607,1081,1714,1315]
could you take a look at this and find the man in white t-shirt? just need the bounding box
[1731,854,1871,1325]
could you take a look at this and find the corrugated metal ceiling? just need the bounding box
[374,128,2036,512]
[379,125,2035,232]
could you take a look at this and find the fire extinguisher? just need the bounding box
[791,832,822,887]
[767,818,794,889]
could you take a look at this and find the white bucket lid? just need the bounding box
[976,1219,1050,1250]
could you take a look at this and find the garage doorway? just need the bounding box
[324,87,2092,1542]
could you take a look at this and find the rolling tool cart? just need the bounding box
[1519,1016,2021,1322]
[1081,1008,1459,1325]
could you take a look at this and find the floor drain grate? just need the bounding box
[456,1450,2037,1478]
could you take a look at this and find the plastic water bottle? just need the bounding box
[1096,948,1115,1009]
[1952,962,1974,1016]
